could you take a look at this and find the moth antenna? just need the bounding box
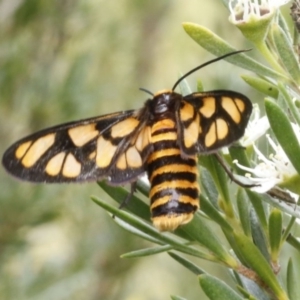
[139,87,154,96]
[171,49,252,91]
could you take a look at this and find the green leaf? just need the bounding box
[229,147,267,230]
[199,274,244,300]
[182,214,238,268]
[170,295,187,300]
[200,194,233,233]
[249,210,270,262]
[278,83,300,131]
[233,232,288,299]
[122,245,172,258]
[237,189,251,237]
[182,22,284,79]
[179,77,192,96]
[168,252,205,275]
[241,75,279,98]
[200,155,233,217]
[287,258,300,300]
[91,196,217,261]
[271,23,300,84]
[233,270,271,300]
[268,208,282,262]
[200,167,219,208]
[98,181,150,221]
[286,232,300,251]
[265,98,300,175]
[261,193,300,219]
[136,178,150,197]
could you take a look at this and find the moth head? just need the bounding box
[149,90,181,115]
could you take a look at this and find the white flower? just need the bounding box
[229,0,290,23]
[240,104,270,147]
[234,132,298,193]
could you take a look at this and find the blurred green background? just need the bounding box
[0,1,255,299]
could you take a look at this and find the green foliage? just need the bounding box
[2,1,300,300]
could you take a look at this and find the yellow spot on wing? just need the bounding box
[126,147,142,168]
[111,118,139,138]
[235,98,245,112]
[205,122,216,147]
[89,151,96,160]
[184,114,199,148]
[22,134,55,167]
[68,124,99,147]
[180,102,194,121]
[62,153,81,177]
[199,97,216,118]
[116,153,127,170]
[96,136,117,168]
[45,152,66,176]
[216,118,228,140]
[221,97,241,124]
[15,141,32,159]
[135,126,151,151]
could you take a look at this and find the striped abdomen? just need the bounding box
[147,118,200,231]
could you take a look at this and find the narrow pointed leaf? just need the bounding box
[287,259,300,300]
[229,146,267,230]
[286,232,300,251]
[250,210,270,262]
[237,189,251,237]
[170,295,187,300]
[200,167,219,208]
[179,77,192,96]
[183,22,284,79]
[265,98,300,175]
[122,245,172,258]
[232,270,271,300]
[278,82,300,130]
[271,23,300,84]
[200,155,233,216]
[182,214,238,268]
[261,193,300,219]
[98,181,150,220]
[92,196,217,261]
[233,232,288,299]
[241,75,279,98]
[168,252,205,275]
[200,194,233,232]
[268,209,282,262]
[199,274,244,300]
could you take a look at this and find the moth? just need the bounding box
[2,51,252,231]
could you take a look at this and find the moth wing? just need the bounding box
[178,90,252,154]
[2,109,152,184]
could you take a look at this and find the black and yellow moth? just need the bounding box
[2,51,252,231]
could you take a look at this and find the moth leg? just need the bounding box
[213,153,258,188]
[119,181,138,209]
